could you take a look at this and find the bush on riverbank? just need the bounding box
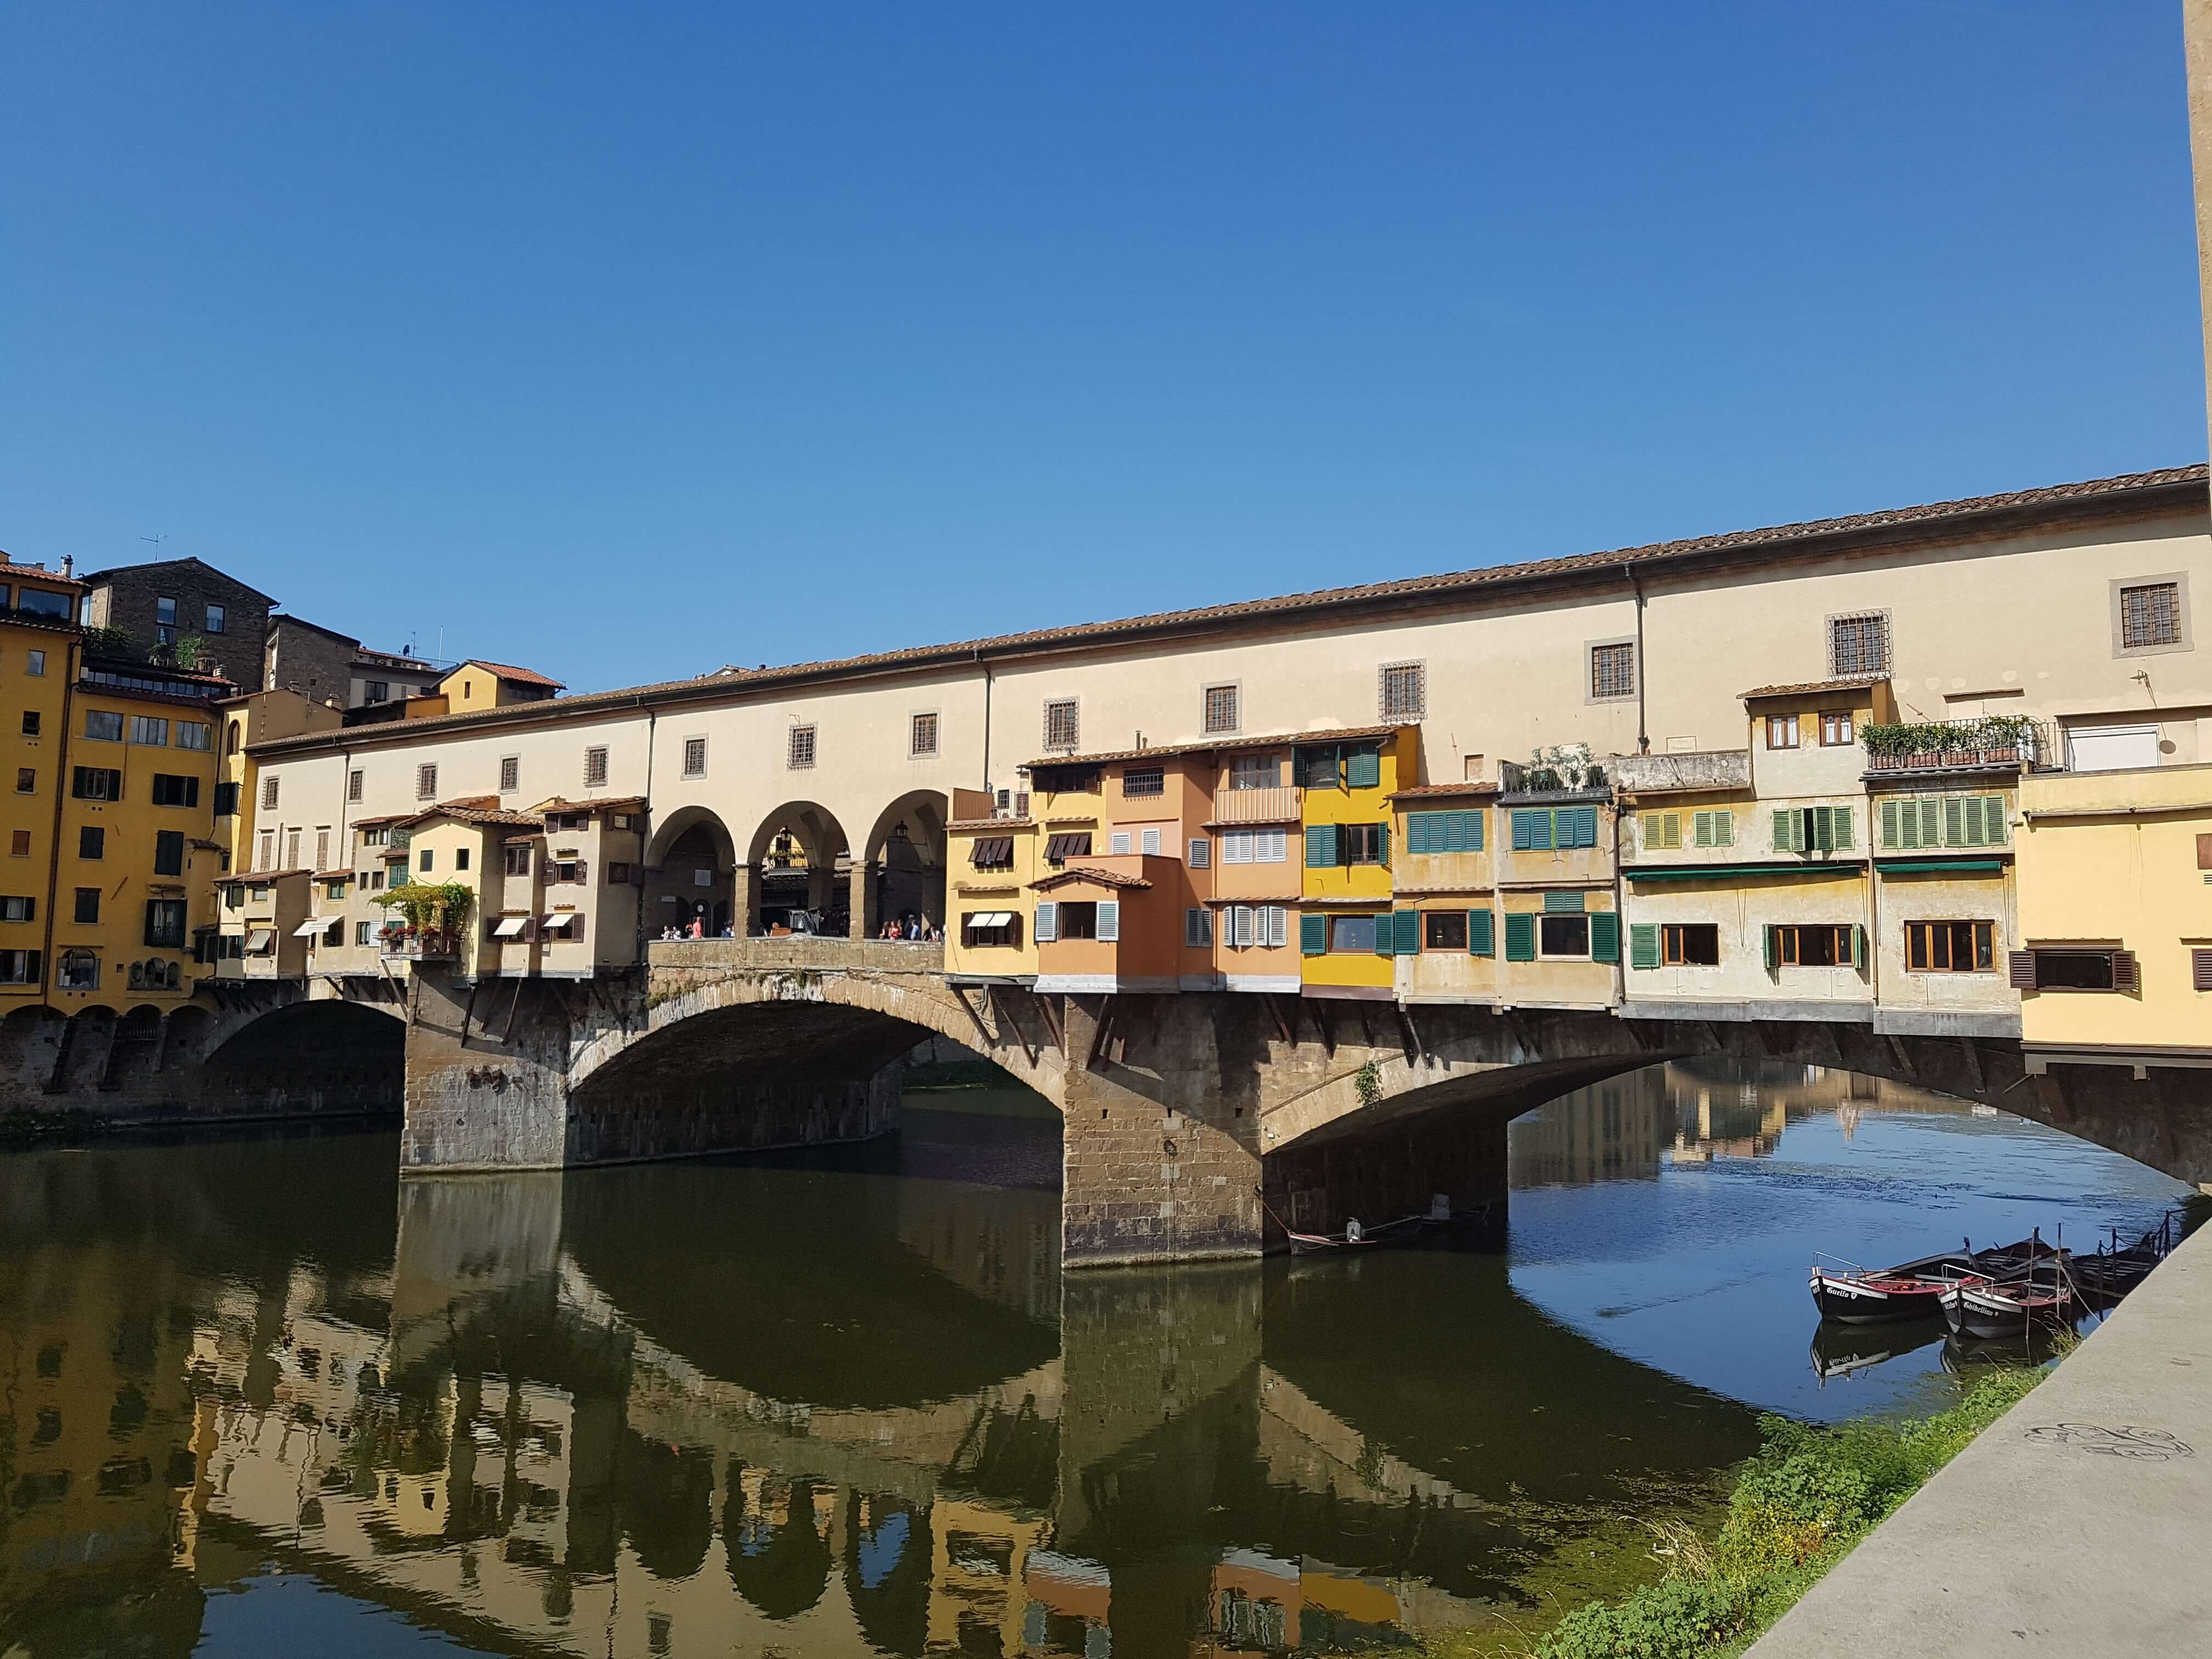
[1532,1367,2046,1659]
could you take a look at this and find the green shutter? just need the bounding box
[1772,809,1798,853]
[1916,798,1940,849]
[1512,810,1550,851]
[1561,805,1596,848]
[1881,799,1901,849]
[1690,811,1711,849]
[1504,912,1536,961]
[1345,746,1381,789]
[1464,809,1486,851]
[1715,811,1734,848]
[1376,822,1390,867]
[1764,925,1780,970]
[1982,795,2008,845]
[1305,824,1338,867]
[1544,889,1585,912]
[1407,812,1433,854]
[1831,806,1853,850]
[1943,795,1967,847]
[1852,922,1869,973]
[1468,909,1494,956]
[1392,909,1419,955]
[1300,912,1327,955]
[1589,911,1620,963]
[1630,922,1661,969]
[1810,805,1835,852]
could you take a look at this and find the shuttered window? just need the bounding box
[1305,824,1339,867]
[1421,910,1468,950]
[1300,912,1327,955]
[1642,812,1681,850]
[1188,838,1210,868]
[1185,908,1212,947]
[1344,745,1383,789]
[1881,795,2006,849]
[1504,912,1536,961]
[1034,901,1058,941]
[1775,805,1854,852]
[1588,912,1620,963]
[1544,889,1585,912]
[1096,901,1119,941]
[1630,922,1661,969]
[1406,809,1485,853]
[2017,949,2134,991]
[1468,908,1494,957]
[1390,909,1420,955]
[2192,948,2212,992]
[1693,810,1734,848]
[1511,810,1554,851]
[2119,582,2182,648]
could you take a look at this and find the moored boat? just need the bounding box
[1939,1265,2076,1340]
[1808,1235,2044,1324]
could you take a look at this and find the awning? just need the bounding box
[292,918,331,938]
[1625,862,1864,883]
[1875,859,2006,875]
[968,911,1011,928]
[970,836,1014,865]
[1043,833,1091,862]
[492,915,529,937]
[540,912,575,931]
[245,928,276,954]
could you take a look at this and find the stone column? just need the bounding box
[848,856,874,938]
[732,862,761,937]
[1057,994,1265,1268]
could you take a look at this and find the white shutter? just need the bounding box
[1188,838,1210,867]
[1261,829,1287,863]
[1266,906,1289,948]
[1034,901,1057,941]
[1097,900,1120,941]
[1141,827,1161,856]
[1223,831,1252,865]
[1109,831,1132,856]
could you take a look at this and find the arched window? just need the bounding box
[227,720,242,754]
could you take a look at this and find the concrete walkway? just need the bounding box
[1750,1220,2211,1657]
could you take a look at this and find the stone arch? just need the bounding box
[48,1005,119,1094]
[163,1003,215,1065]
[855,789,949,939]
[0,1004,66,1095]
[643,805,738,940]
[202,997,406,1117]
[743,800,856,938]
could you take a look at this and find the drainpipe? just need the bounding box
[1622,563,1650,755]
[640,706,657,956]
[39,633,80,1003]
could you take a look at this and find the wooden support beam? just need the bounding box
[499,978,527,1046]
[951,985,996,1050]
[1030,989,1063,1053]
[1957,1037,1987,1093]
[991,988,1037,1065]
[1265,994,1296,1048]
[461,980,483,1045]
[1395,1004,1423,1065]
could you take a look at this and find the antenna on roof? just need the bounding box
[140,534,165,550]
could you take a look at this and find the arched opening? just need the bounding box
[0,1005,66,1092]
[163,1005,214,1066]
[49,1006,117,1094]
[857,789,948,940]
[203,999,405,1116]
[724,1464,833,1619]
[743,802,854,938]
[642,806,737,941]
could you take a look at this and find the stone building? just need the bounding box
[263,614,445,710]
[78,556,273,686]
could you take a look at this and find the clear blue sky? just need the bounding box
[3,3,2202,692]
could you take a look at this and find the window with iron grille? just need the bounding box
[1379,662,1425,720]
[499,755,520,793]
[682,737,707,778]
[1829,612,1889,676]
[347,769,363,802]
[1043,698,1079,749]
[911,712,938,756]
[1589,642,1635,700]
[1122,766,1164,798]
[1203,685,1239,734]
[261,775,279,810]
[2119,582,2181,649]
[416,763,437,800]
[788,726,816,769]
[584,746,609,788]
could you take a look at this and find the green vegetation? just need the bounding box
[1860,715,2035,759]
[373,879,475,935]
[1426,1365,2050,1659]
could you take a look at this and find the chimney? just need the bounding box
[59,555,73,577]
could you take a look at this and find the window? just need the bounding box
[74,888,100,924]
[1773,805,1854,852]
[418,849,435,873]
[1051,900,1100,940]
[284,829,301,869]
[1820,710,1855,747]
[339,768,361,805]
[1663,923,1720,966]
[0,896,33,921]
[9,831,28,856]
[1829,612,1889,676]
[129,715,168,746]
[150,774,199,808]
[78,826,104,860]
[364,680,390,704]
[1141,827,1162,855]
[0,950,39,985]
[2121,581,2181,649]
[256,830,274,869]
[1693,810,1734,848]
[1228,754,1279,791]
[1765,713,1799,749]
[314,828,330,871]
[1379,661,1425,720]
[357,921,374,946]
[1188,838,1210,867]
[963,911,1023,948]
[1643,811,1681,850]
[1423,910,1469,950]
[155,596,177,627]
[1185,907,1213,947]
[911,712,938,756]
[326,878,348,900]
[176,721,211,751]
[212,781,238,816]
[415,763,437,800]
[1405,810,1484,853]
[1227,905,1290,949]
[787,726,815,769]
[499,756,520,793]
[1341,822,1387,865]
[1331,914,1378,953]
[1880,795,2006,849]
[205,603,226,634]
[1122,767,1164,798]
[144,899,186,947]
[1906,920,1995,972]
[2022,949,2132,992]
[1109,831,1132,855]
[261,775,279,810]
[1043,698,1079,749]
[1590,641,1635,700]
[84,709,123,742]
[505,844,532,876]
[58,950,98,990]
[1220,828,1288,864]
[19,711,37,737]
[584,746,609,787]
[154,831,184,876]
[1767,923,1858,968]
[13,769,29,794]
[970,836,1015,871]
[1203,685,1239,734]
[1539,914,1590,957]
[72,767,123,802]
[1043,832,1092,865]
[1509,806,1599,850]
[682,738,707,779]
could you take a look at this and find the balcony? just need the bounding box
[1210,785,1302,824]
[381,928,462,960]
[1863,719,2051,776]
[1611,749,1753,795]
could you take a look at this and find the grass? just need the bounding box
[1424,1361,2055,1659]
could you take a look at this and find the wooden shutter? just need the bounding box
[1916,798,1940,849]
[1468,909,1494,956]
[1691,811,1712,849]
[1345,746,1382,789]
[2198,832,2212,870]
[1980,795,2009,845]
[1376,822,1390,866]
[1832,806,1853,850]
[1772,809,1799,853]
[1544,889,1585,913]
[1943,795,1967,847]
[1589,912,1620,963]
[1567,806,1598,848]
[1764,925,1781,971]
[1464,809,1486,851]
[1504,912,1536,961]
[1511,810,1546,851]
[1375,915,1397,956]
[1305,824,1338,867]
[2007,949,2035,989]
[2192,949,2212,992]
[1097,901,1120,942]
[2111,950,2138,993]
[1630,922,1660,969]
[1880,799,1901,849]
[1392,910,1419,955]
[1407,812,1432,854]
[1852,923,1868,973]
[1267,906,1289,948]
[1300,912,1327,955]
[1034,901,1057,942]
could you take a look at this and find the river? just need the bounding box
[0,1059,2191,1658]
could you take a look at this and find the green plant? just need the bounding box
[1860,715,2035,758]
[170,633,208,671]
[77,624,133,657]
[1355,1060,1383,1107]
[373,881,475,934]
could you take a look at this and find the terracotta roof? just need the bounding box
[348,812,416,828]
[1740,676,1887,700]
[1390,781,1503,800]
[947,817,1034,831]
[312,870,352,880]
[244,465,2207,759]
[0,560,86,591]
[404,799,544,828]
[215,869,311,884]
[1028,723,1411,770]
[530,795,647,815]
[454,659,565,689]
[1030,866,1153,891]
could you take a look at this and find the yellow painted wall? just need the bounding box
[1299,730,1414,992]
[2016,764,2212,1049]
[1,611,75,1004]
[945,818,1040,977]
[1498,888,1617,1007]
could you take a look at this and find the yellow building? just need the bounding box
[210,689,342,893]
[1388,781,1501,1004]
[2014,761,2212,1066]
[1297,725,1416,998]
[2,558,82,1002]
[945,786,1039,980]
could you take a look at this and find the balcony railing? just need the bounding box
[381,929,462,960]
[1211,785,1302,823]
[1863,719,2051,775]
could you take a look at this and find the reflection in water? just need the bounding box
[0,1077,2190,1657]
